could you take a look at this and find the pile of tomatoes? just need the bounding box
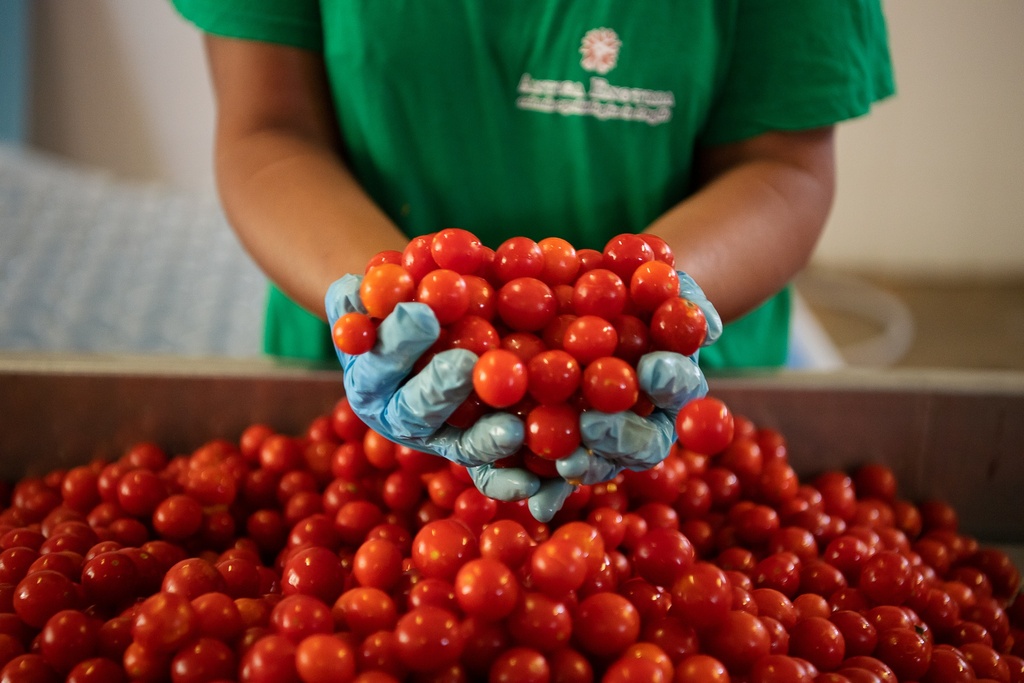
[0,395,1021,683]
[333,229,707,465]
[0,230,1021,682]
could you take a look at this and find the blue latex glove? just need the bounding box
[326,274,540,502]
[556,271,722,486]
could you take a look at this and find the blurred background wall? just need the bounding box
[17,0,1024,277]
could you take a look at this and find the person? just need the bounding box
[172,1,894,519]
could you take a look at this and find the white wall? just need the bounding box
[26,0,1024,276]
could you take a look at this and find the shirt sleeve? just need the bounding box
[170,0,323,52]
[700,0,895,145]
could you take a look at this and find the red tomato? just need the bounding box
[639,234,676,267]
[572,268,627,319]
[332,312,377,355]
[581,356,639,413]
[562,315,619,366]
[493,236,545,282]
[572,592,641,657]
[629,260,680,313]
[488,646,551,683]
[538,237,581,286]
[411,520,479,583]
[675,654,729,683]
[703,610,772,674]
[472,349,528,409]
[630,527,695,588]
[415,269,470,325]
[650,297,706,356]
[497,277,557,332]
[294,633,356,683]
[431,228,484,274]
[446,315,500,356]
[670,562,733,632]
[675,397,735,455]
[454,558,519,619]
[393,605,465,673]
[525,404,581,460]
[360,263,416,319]
[602,233,655,282]
[527,350,581,406]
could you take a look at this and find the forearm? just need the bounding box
[648,128,836,323]
[214,129,407,318]
[204,34,407,320]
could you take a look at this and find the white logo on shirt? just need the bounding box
[580,28,621,75]
[515,28,674,126]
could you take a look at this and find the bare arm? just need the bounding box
[648,127,836,323]
[204,35,409,318]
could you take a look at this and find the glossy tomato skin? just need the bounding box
[360,263,415,319]
[473,349,528,409]
[431,228,484,274]
[650,297,707,356]
[525,404,581,460]
[393,605,466,673]
[675,397,735,455]
[581,357,639,414]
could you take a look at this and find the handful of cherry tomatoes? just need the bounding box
[333,229,709,469]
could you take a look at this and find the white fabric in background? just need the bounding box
[0,146,265,357]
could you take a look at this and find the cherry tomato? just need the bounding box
[294,633,356,683]
[573,592,641,657]
[401,233,437,282]
[629,260,680,313]
[670,562,733,631]
[493,236,545,282]
[527,350,581,405]
[446,315,500,356]
[415,268,470,325]
[497,277,557,332]
[360,263,416,319]
[171,637,236,683]
[538,236,580,285]
[411,519,479,582]
[650,297,706,356]
[332,590,397,644]
[332,312,377,355]
[581,356,639,414]
[431,228,484,274]
[525,404,581,460]
[562,315,618,366]
[488,646,551,683]
[506,592,572,653]
[602,233,655,282]
[675,397,735,455]
[454,558,519,619]
[675,654,730,683]
[393,605,465,673]
[572,268,627,319]
[630,527,695,588]
[12,570,79,629]
[473,349,529,409]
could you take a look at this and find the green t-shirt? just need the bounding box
[173,0,894,368]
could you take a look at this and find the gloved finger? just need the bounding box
[467,464,541,502]
[555,448,622,486]
[342,301,440,398]
[426,413,524,467]
[580,409,675,471]
[380,347,477,440]
[528,479,577,523]
[637,351,708,415]
[325,273,367,323]
[677,271,722,346]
